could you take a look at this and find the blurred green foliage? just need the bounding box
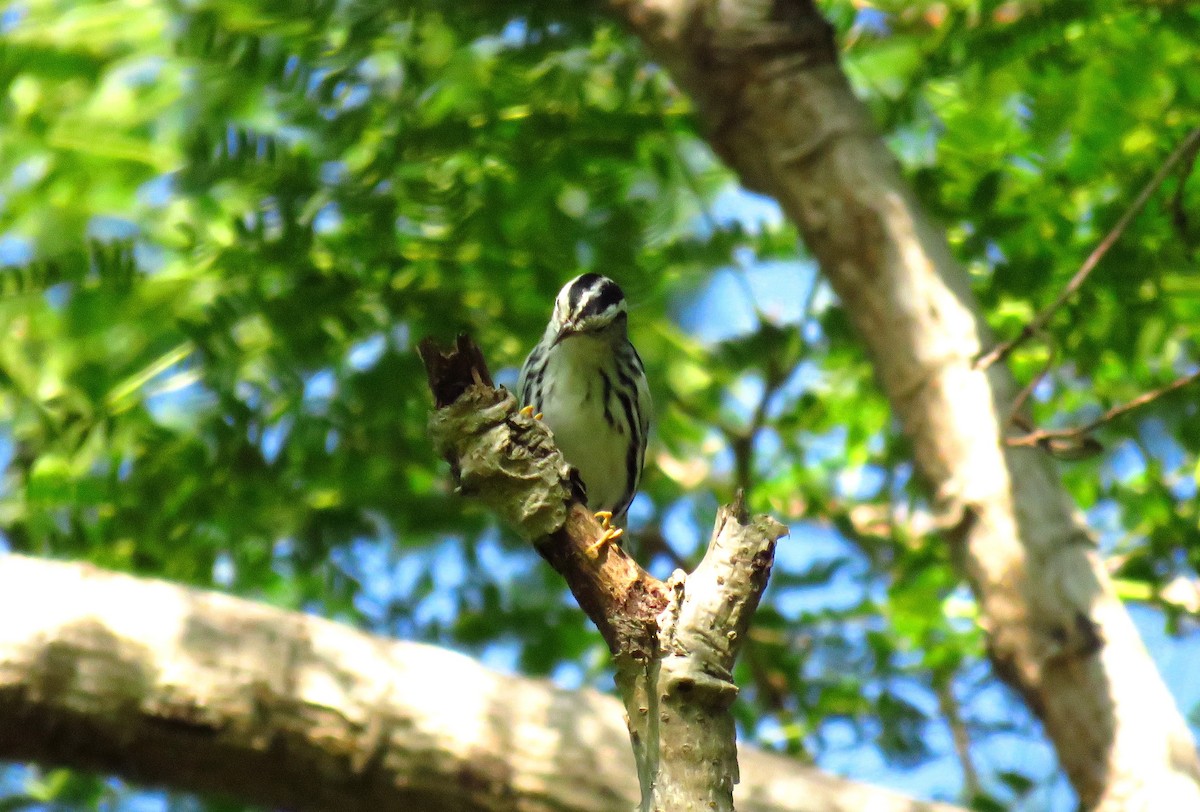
[2,0,1199,809]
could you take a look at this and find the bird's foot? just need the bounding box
[585,511,622,556]
[518,404,543,420]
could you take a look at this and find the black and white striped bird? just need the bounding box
[519,274,651,548]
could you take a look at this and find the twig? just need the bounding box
[934,678,981,801]
[743,642,814,760]
[667,122,721,237]
[1007,368,1200,453]
[662,123,772,329]
[977,125,1200,371]
[1002,333,1057,429]
[1169,130,1200,247]
[727,311,815,499]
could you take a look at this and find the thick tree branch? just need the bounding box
[420,335,787,811]
[628,496,777,809]
[0,554,963,812]
[604,1,1200,809]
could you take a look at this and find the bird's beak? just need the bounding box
[553,323,577,347]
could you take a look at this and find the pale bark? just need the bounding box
[421,337,786,811]
[605,1,1200,809]
[619,501,780,811]
[0,553,963,812]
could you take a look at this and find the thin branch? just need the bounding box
[726,304,815,500]
[664,122,771,332]
[977,125,1200,370]
[742,642,814,761]
[1001,332,1057,430]
[1169,130,1200,247]
[797,270,822,330]
[706,366,777,501]
[1007,368,1200,453]
[668,126,722,238]
[934,679,981,802]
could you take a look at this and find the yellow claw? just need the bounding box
[585,524,624,557]
[586,511,619,556]
[518,404,543,420]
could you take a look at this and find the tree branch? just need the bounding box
[0,554,966,812]
[1007,368,1200,454]
[420,335,787,811]
[977,124,1200,370]
[933,678,981,802]
[419,334,667,654]
[1169,131,1200,246]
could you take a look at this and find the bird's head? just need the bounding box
[549,273,629,346]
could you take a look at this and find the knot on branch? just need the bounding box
[656,500,786,697]
[660,654,740,711]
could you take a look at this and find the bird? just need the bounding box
[518,273,651,553]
